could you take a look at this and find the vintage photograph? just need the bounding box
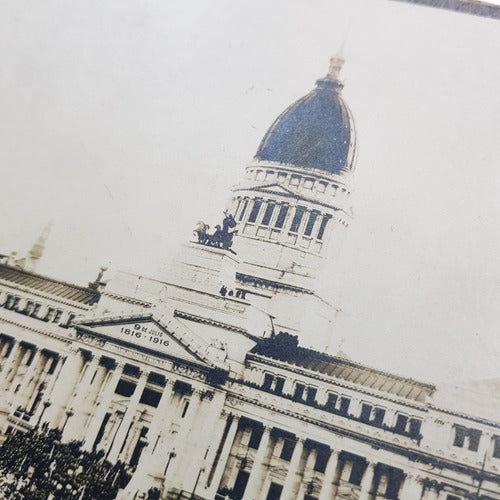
[0,0,499,498]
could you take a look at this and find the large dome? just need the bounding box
[255,56,357,175]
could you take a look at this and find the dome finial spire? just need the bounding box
[327,45,345,81]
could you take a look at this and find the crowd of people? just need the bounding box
[0,426,131,499]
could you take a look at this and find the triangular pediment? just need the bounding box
[75,312,223,368]
[238,183,297,197]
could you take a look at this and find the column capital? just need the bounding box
[405,472,422,483]
[364,460,375,470]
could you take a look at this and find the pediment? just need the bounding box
[75,313,224,369]
[242,183,297,197]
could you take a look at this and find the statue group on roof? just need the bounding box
[193,211,238,252]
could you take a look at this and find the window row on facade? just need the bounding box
[0,290,77,329]
[452,423,500,459]
[234,197,333,241]
[250,371,423,440]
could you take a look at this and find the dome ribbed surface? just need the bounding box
[255,79,356,175]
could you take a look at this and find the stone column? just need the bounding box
[400,473,423,500]
[280,437,304,499]
[83,362,124,451]
[107,370,148,463]
[43,349,85,428]
[8,347,41,406]
[63,354,100,440]
[25,353,52,411]
[0,340,20,392]
[163,389,203,488]
[145,380,175,455]
[358,461,375,500]
[318,450,340,500]
[245,426,271,497]
[208,413,240,493]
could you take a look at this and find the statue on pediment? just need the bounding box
[193,211,238,251]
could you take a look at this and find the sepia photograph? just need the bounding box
[0,0,499,498]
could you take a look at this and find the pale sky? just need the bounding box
[0,0,498,384]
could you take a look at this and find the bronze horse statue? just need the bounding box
[193,211,238,251]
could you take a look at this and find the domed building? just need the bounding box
[0,57,500,500]
[227,54,357,351]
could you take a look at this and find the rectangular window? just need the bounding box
[238,200,249,221]
[324,393,337,412]
[360,403,372,423]
[248,200,262,223]
[233,470,250,500]
[262,373,274,391]
[304,211,318,236]
[290,175,300,186]
[115,379,136,397]
[261,203,275,226]
[453,426,466,447]
[280,438,295,461]
[274,205,289,229]
[306,387,317,405]
[317,215,331,240]
[395,414,408,434]
[493,436,500,458]
[339,397,350,415]
[314,447,329,473]
[373,408,386,427]
[11,296,21,311]
[47,357,58,375]
[248,427,263,449]
[274,377,285,395]
[293,383,305,401]
[469,429,481,451]
[52,309,63,323]
[266,482,283,500]
[181,400,190,418]
[139,388,162,408]
[290,206,306,233]
[408,418,421,438]
[44,307,56,322]
[348,460,365,486]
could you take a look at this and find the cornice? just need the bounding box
[173,310,249,336]
[0,280,90,310]
[428,403,500,430]
[101,291,153,308]
[224,388,500,483]
[0,311,72,345]
[246,353,430,409]
[236,273,315,295]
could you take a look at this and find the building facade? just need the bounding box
[1,56,499,500]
